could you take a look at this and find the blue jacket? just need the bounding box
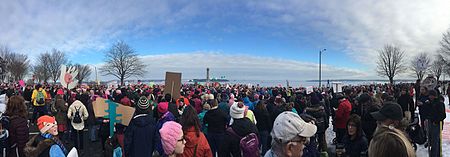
[243,97,254,110]
[124,114,158,157]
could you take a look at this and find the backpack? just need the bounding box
[36,91,45,106]
[72,107,82,124]
[226,127,260,157]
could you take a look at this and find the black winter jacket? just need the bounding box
[253,108,271,132]
[124,114,158,157]
[204,108,228,134]
[219,118,259,157]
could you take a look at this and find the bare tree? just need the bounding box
[376,44,407,84]
[100,41,146,86]
[0,46,13,82]
[34,52,52,83]
[0,46,31,81]
[32,64,50,83]
[410,53,431,81]
[440,29,450,57]
[431,54,445,82]
[48,49,68,83]
[7,53,30,81]
[75,64,92,84]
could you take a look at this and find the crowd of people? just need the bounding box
[0,79,447,157]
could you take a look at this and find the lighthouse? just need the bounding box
[206,68,210,87]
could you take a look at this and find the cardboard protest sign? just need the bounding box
[60,65,78,89]
[93,98,136,136]
[164,72,182,100]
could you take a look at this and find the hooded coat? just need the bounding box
[67,100,89,131]
[335,99,352,129]
[177,127,212,157]
[124,114,158,157]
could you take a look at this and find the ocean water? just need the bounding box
[137,80,400,87]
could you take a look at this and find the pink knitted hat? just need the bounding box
[158,102,169,113]
[159,121,183,155]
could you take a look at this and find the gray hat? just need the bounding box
[271,111,317,143]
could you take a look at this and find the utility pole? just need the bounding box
[319,49,326,88]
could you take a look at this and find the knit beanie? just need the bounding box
[230,102,245,119]
[137,96,150,110]
[158,102,169,114]
[159,121,183,155]
[37,115,57,134]
[57,89,64,95]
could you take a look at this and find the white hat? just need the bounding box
[271,111,317,143]
[230,102,245,119]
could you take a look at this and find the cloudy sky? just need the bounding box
[1,0,450,81]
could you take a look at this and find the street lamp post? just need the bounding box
[87,64,99,85]
[319,49,326,88]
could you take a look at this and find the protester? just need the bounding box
[198,101,211,135]
[371,102,404,131]
[368,125,415,157]
[24,115,70,157]
[426,89,446,157]
[54,94,69,142]
[31,84,49,124]
[159,121,185,157]
[67,100,89,151]
[5,96,29,157]
[397,88,414,121]
[335,94,352,143]
[220,102,258,157]
[179,105,212,157]
[204,98,228,157]
[253,100,271,155]
[156,102,177,155]
[264,111,317,157]
[417,86,429,130]
[305,93,327,154]
[337,114,367,157]
[124,96,158,157]
[360,94,379,143]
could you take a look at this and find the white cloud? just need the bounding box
[0,1,199,56]
[2,0,450,80]
[246,0,450,65]
[93,52,368,81]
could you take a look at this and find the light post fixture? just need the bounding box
[87,64,99,85]
[319,49,326,88]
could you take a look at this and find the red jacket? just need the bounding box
[335,99,352,129]
[177,127,212,157]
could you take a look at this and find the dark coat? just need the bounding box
[7,116,29,157]
[124,114,158,157]
[343,134,368,157]
[361,104,379,142]
[204,108,228,134]
[54,98,68,125]
[23,135,54,157]
[253,107,271,132]
[219,118,259,157]
[427,98,446,123]
[397,94,414,113]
